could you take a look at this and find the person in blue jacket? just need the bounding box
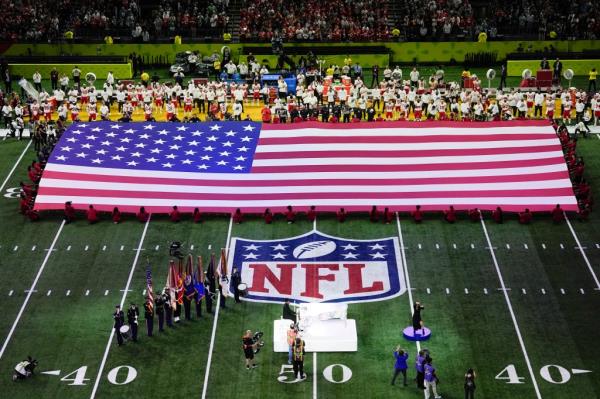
[391,346,409,386]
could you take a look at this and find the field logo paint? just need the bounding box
[228,230,405,303]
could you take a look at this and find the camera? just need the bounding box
[169,241,184,259]
[252,331,265,354]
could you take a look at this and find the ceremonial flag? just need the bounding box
[206,253,216,286]
[166,260,177,308]
[193,256,205,300]
[219,248,229,297]
[34,121,578,213]
[176,259,184,305]
[145,261,154,311]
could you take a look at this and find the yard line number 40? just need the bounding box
[496,364,592,385]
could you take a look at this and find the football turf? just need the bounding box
[1,137,600,398]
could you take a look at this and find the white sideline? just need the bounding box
[89,216,151,399]
[395,213,420,352]
[0,220,64,360]
[564,212,600,289]
[479,213,542,399]
[201,215,234,399]
[0,140,32,193]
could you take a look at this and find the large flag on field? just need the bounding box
[33,121,578,212]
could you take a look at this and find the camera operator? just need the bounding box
[242,330,258,370]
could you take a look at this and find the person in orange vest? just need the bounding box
[286,323,297,364]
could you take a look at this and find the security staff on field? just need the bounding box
[113,305,125,346]
[144,299,154,337]
[292,337,306,381]
[155,294,165,332]
[127,302,139,342]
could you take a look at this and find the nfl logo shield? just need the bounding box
[228,230,406,303]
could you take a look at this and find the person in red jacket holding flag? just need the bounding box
[170,205,181,223]
[551,204,564,224]
[87,205,98,224]
[64,201,76,223]
[412,205,423,223]
[137,206,149,223]
[263,208,273,224]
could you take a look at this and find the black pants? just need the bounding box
[234,288,240,303]
[499,76,506,90]
[465,386,475,399]
[534,105,542,117]
[157,311,164,331]
[165,306,173,327]
[51,80,58,90]
[34,82,42,91]
[183,298,191,320]
[129,322,138,342]
[391,368,407,385]
[589,80,597,93]
[115,327,123,345]
[206,294,213,313]
[293,360,304,379]
[416,371,425,389]
[195,300,202,317]
[146,317,153,337]
[174,303,181,320]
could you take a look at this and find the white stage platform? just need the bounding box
[273,303,357,352]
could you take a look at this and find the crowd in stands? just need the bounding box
[486,0,600,40]
[1,0,597,41]
[395,0,474,41]
[239,0,390,41]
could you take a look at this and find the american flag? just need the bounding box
[34,120,578,213]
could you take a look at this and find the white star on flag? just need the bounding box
[146,157,158,163]
[241,136,252,142]
[111,155,123,161]
[369,243,386,251]
[144,124,155,130]
[91,127,102,132]
[210,125,222,131]
[86,135,97,140]
[243,252,258,259]
[272,252,286,259]
[124,129,135,134]
[225,130,236,136]
[342,243,358,251]
[106,132,117,138]
[197,164,209,170]
[176,126,188,131]
[110,124,121,129]
[91,158,103,164]
[191,130,202,136]
[207,135,217,142]
[162,162,173,168]
[201,155,212,160]
[139,133,150,139]
[173,135,184,141]
[370,252,386,259]
[243,125,255,131]
[188,140,199,146]
[56,155,67,161]
[233,165,244,171]
[158,129,168,135]
[76,152,88,158]
[185,150,196,155]
[342,252,358,259]
[244,244,260,251]
[271,244,288,251]
[81,143,92,149]
[127,161,139,166]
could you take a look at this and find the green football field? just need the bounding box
[1,132,600,399]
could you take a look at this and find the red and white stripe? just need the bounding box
[34,121,578,213]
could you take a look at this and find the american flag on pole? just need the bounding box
[34,120,578,213]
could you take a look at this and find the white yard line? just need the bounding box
[201,215,234,399]
[564,212,600,289]
[313,351,318,399]
[0,219,64,360]
[395,213,420,352]
[0,140,32,193]
[89,216,151,399]
[479,213,542,399]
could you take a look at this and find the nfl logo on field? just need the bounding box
[228,231,406,303]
